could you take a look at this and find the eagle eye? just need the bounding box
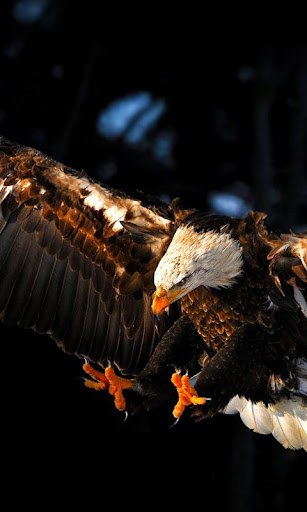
[177,277,187,286]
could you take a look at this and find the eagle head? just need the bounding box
[152,222,243,315]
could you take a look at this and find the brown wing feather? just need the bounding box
[268,232,307,352]
[0,136,183,374]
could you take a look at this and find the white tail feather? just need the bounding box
[223,396,307,450]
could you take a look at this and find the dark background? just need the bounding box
[0,2,306,510]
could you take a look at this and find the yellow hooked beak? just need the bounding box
[151,286,187,315]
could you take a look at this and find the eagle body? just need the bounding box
[0,136,306,450]
[178,212,274,352]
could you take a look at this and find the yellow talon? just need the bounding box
[83,362,109,389]
[83,362,132,411]
[171,372,206,419]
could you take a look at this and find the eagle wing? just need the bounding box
[0,136,182,374]
[268,232,307,352]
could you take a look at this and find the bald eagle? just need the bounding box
[0,136,306,450]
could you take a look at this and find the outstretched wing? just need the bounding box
[268,232,307,353]
[0,136,181,374]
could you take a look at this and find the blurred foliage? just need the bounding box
[1,2,307,229]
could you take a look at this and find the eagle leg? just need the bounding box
[171,370,206,419]
[129,315,206,415]
[83,362,132,411]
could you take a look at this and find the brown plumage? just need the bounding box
[0,136,306,450]
[180,213,274,351]
[0,136,190,373]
